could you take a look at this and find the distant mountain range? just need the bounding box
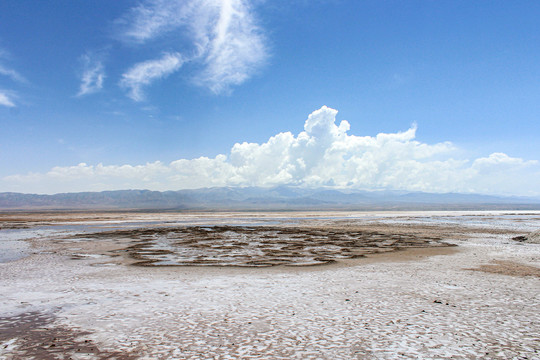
[1,186,540,211]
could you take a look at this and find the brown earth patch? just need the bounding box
[467,260,540,278]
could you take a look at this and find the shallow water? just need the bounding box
[0,232,29,263]
[376,213,540,231]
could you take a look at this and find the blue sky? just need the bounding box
[0,0,539,195]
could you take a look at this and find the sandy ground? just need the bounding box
[0,211,539,359]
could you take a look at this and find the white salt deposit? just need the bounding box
[0,211,539,359]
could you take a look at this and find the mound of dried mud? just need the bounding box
[512,229,540,244]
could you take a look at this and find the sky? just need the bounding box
[0,0,539,196]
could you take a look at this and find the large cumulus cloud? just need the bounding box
[2,106,539,195]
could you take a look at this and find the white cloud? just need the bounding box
[0,90,15,107]
[2,106,539,195]
[118,0,189,43]
[473,152,538,169]
[193,0,268,93]
[119,0,267,95]
[77,54,105,96]
[0,64,26,83]
[120,52,183,101]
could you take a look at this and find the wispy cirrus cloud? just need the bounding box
[77,54,105,97]
[3,106,539,195]
[194,0,268,93]
[0,64,26,84]
[0,47,25,107]
[0,49,26,84]
[120,52,183,101]
[117,0,267,99]
[0,90,16,107]
[118,0,189,43]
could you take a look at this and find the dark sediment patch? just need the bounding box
[0,311,138,359]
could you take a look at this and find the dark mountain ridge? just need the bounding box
[1,187,539,211]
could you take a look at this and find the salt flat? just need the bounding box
[0,211,539,359]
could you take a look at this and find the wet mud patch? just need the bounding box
[80,226,454,267]
[0,311,137,359]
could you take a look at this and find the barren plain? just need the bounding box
[0,211,539,359]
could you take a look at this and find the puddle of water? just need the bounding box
[0,237,29,263]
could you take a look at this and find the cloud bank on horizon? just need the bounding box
[3,106,539,196]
